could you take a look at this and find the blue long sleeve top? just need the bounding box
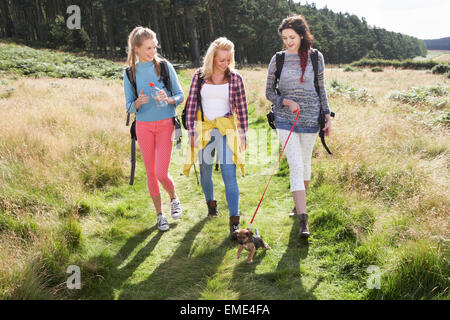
[123,60,185,122]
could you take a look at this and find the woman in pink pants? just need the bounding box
[124,27,185,231]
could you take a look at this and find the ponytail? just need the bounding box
[126,26,163,81]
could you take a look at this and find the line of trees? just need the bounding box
[0,0,427,65]
[424,37,450,50]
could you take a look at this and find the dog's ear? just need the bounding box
[247,230,253,237]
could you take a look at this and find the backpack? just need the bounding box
[125,60,182,185]
[267,49,335,154]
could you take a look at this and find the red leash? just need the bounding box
[248,110,300,230]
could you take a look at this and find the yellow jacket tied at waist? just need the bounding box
[183,110,245,177]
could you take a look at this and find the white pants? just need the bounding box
[277,130,317,192]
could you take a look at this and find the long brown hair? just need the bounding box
[278,15,314,82]
[126,26,163,82]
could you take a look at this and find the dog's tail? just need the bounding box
[255,228,271,249]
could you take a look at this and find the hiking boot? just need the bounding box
[170,198,182,220]
[289,206,296,217]
[157,213,169,231]
[298,213,310,238]
[229,215,240,240]
[207,200,218,217]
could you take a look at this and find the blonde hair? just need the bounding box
[200,37,235,80]
[126,26,163,82]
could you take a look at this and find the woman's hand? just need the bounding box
[323,114,332,136]
[135,89,149,110]
[240,138,246,152]
[283,99,300,113]
[156,90,175,105]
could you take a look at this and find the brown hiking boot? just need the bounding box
[207,200,218,217]
[229,216,240,240]
[298,213,310,238]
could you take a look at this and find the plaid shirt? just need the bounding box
[184,69,249,141]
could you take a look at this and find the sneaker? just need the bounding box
[157,214,169,231]
[170,198,182,219]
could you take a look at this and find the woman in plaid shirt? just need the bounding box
[183,37,248,240]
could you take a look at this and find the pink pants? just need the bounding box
[136,118,175,197]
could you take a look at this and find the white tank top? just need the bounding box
[201,83,230,121]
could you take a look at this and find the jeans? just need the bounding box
[198,129,239,217]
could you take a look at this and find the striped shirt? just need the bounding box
[265,50,330,133]
[184,69,249,141]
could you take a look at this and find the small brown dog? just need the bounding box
[234,228,271,263]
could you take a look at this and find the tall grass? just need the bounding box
[0,43,128,298]
[367,241,449,299]
[388,85,449,109]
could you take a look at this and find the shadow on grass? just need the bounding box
[77,224,163,299]
[230,217,320,299]
[77,215,321,299]
[118,217,232,299]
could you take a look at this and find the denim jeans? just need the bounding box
[198,128,239,217]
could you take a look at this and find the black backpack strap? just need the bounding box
[130,121,137,185]
[125,66,138,184]
[197,73,205,122]
[159,60,173,96]
[274,51,285,94]
[311,49,334,155]
[125,66,138,98]
[310,49,320,97]
[125,67,138,126]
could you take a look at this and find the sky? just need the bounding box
[297,0,450,39]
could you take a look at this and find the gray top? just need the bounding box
[265,50,330,133]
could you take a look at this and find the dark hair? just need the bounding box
[278,15,314,52]
[278,15,314,82]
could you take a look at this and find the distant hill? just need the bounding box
[424,37,450,50]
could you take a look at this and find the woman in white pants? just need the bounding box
[265,15,332,238]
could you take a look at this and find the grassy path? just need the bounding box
[72,135,375,299]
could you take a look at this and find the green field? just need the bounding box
[0,43,448,300]
[415,50,450,62]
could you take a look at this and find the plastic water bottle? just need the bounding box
[149,82,167,108]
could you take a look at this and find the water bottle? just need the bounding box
[149,82,167,108]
